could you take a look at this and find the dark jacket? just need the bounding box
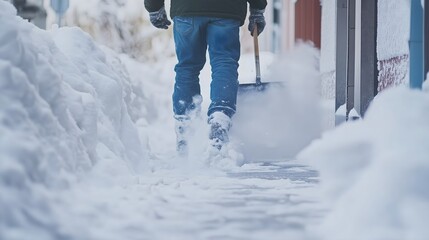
[144,0,267,26]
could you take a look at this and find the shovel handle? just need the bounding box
[253,26,262,86]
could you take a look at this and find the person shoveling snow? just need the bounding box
[144,0,267,155]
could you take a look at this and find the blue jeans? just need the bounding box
[172,16,240,118]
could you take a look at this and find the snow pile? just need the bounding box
[299,87,429,240]
[0,2,146,238]
[118,53,180,169]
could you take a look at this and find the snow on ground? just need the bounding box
[299,87,429,240]
[2,1,429,240]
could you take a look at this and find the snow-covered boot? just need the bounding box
[175,115,190,155]
[208,112,232,150]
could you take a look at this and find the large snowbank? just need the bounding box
[0,1,146,238]
[299,86,429,240]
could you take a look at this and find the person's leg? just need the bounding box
[206,18,241,118]
[173,16,208,117]
[173,17,208,153]
[206,18,240,149]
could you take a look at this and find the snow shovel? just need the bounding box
[238,26,279,94]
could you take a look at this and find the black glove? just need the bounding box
[248,8,266,36]
[149,6,171,29]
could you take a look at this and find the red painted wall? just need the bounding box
[295,0,322,49]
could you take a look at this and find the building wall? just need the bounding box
[319,0,411,99]
[248,0,320,54]
[295,0,322,48]
[281,0,296,52]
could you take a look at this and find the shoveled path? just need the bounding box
[73,161,323,240]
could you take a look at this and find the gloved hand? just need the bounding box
[248,8,266,36]
[149,6,171,29]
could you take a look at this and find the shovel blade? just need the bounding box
[238,82,283,95]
